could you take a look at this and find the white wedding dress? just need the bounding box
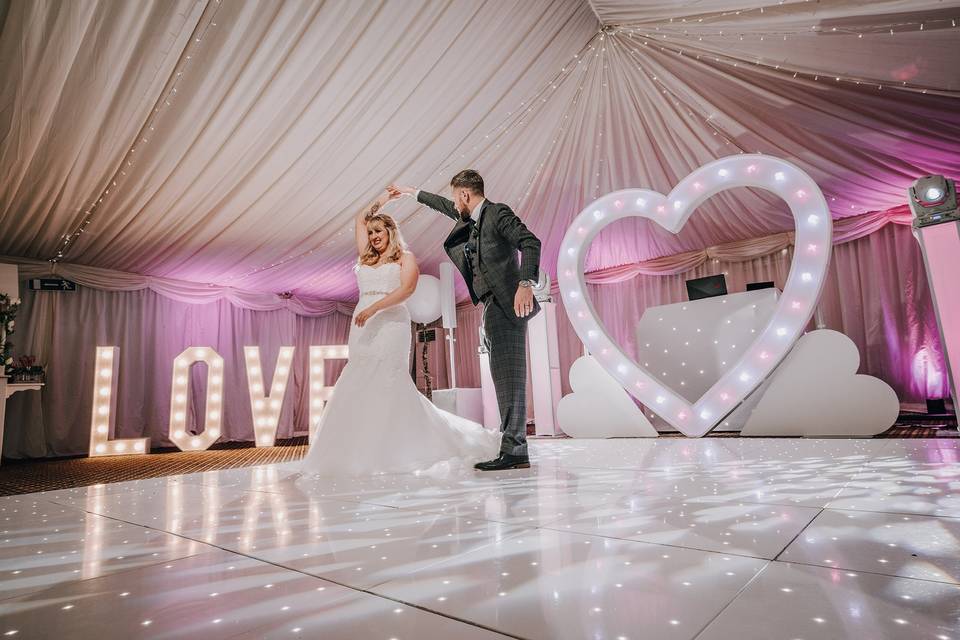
[299,262,500,476]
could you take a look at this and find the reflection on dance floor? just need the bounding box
[1,438,958,639]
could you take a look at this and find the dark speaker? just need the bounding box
[927,398,947,415]
[685,274,727,301]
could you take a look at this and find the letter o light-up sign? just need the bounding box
[557,154,833,436]
[169,347,225,451]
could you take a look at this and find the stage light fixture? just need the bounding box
[910,174,960,426]
[909,175,958,228]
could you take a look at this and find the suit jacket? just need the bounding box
[417,190,542,319]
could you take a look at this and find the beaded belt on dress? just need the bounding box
[361,290,390,296]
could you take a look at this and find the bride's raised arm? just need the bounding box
[355,191,396,255]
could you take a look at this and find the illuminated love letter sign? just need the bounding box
[557,154,832,436]
[309,345,348,441]
[244,346,295,447]
[89,347,150,456]
[169,347,225,451]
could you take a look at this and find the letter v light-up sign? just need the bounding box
[244,346,295,447]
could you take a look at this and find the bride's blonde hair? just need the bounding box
[360,213,407,266]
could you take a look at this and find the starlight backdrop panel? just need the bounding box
[636,290,779,405]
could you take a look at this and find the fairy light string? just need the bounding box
[45,2,956,285]
[48,0,225,264]
[221,30,606,289]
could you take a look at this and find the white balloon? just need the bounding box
[406,275,442,323]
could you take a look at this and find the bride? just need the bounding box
[299,190,501,476]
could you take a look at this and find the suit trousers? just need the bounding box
[481,297,528,457]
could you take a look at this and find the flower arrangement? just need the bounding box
[0,293,20,375]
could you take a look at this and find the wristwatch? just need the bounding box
[518,279,536,288]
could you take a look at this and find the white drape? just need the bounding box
[1,220,946,458]
[435,221,946,411]
[8,255,354,316]
[0,0,599,300]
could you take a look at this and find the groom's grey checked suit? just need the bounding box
[417,190,541,457]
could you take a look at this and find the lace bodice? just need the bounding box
[356,262,401,298]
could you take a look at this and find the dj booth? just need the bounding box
[635,283,779,431]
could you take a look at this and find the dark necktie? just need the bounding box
[464,217,479,262]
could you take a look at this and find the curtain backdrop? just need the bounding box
[3,288,351,458]
[10,256,354,317]
[435,220,946,409]
[3,209,946,458]
[2,0,958,457]
[3,219,946,458]
[0,204,915,312]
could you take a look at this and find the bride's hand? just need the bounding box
[355,304,378,327]
[388,184,414,198]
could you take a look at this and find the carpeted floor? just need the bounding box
[1,424,956,496]
[0,437,310,496]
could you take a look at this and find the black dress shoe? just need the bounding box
[474,453,531,471]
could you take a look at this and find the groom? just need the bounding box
[389,171,541,470]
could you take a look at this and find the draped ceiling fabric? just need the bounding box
[1,0,958,299]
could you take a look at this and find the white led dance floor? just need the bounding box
[1,438,959,639]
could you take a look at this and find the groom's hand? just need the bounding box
[514,286,534,318]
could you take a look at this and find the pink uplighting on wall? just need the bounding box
[912,347,944,398]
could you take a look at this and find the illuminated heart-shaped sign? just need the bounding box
[557,155,833,436]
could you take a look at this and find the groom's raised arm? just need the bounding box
[416,190,460,222]
[388,185,459,222]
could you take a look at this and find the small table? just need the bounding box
[0,376,44,465]
[4,381,43,400]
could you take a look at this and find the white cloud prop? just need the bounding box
[557,356,658,438]
[741,330,899,436]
